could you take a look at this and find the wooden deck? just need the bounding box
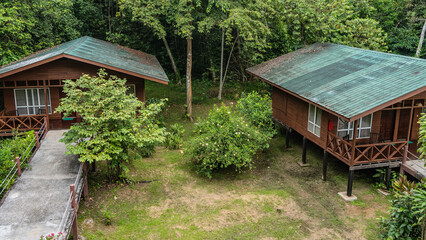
[402,160,426,180]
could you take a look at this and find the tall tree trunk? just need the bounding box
[218,34,238,100]
[218,28,225,100]
[416,20,426,58]
[186,37,193,121]
[162,36,181,85]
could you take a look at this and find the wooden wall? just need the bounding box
[1,58,147,129]
[272,87,386,149]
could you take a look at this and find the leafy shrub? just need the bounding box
[236,91,276,137]
[165,123,184,150]
[0,131,35,179]
[189,104,270,178]
[380,177,425,239]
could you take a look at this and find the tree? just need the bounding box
[120,0,182,84]
[55,69,167,179]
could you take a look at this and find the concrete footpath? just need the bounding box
[0,130,80,239]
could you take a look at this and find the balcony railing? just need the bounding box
[326,132,407,166]
[0,115,47,133]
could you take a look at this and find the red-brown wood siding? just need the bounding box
[1,58,148,129]
[272,87,425,149]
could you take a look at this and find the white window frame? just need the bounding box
[307,104,322,137]
[14,88,51,115]
[337,114,373,140]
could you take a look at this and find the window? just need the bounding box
[337,114,373,139]
[308,104,322,137]
[14,88,51,115]
[126,84,136,96]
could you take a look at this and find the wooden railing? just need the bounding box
[353,141,406,165]
[326,132,407,166]
[0,115,46,133]
[0,109,5,116]
[326,132,353,165]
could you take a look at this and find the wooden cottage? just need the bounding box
[247,43,426,199]
[0,36,168,133]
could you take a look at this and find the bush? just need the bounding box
[165,123,184,150]
[189,104,270,178]
[236,91,276,137]
[0,131,35,178]
[380,177,425,240]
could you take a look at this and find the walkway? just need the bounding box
[0,130,80,239]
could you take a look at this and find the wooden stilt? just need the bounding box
[385,166,392,190]
[347,169,354,197]
[322,150,328,181]
[285,127,290,148]
[302,137,307,164]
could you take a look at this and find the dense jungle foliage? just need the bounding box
[0,0,425,80]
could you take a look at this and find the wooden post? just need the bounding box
[322,150,328,181]
[385,166,392,190]
[35,132,40,149]
[347,169,354,197]
[393,109,401,142]
[401,143,408,175]
[15,157,21,176]
[351,120,359,166]
[43,81,49,129]
[302,136,307,164]
[285,127,290,148]
[407,101,414,141]
[70,184,78,240]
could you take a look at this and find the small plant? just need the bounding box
[102,209,114,225]
[165,123,184,150]
[39,232,63,240]
[393,174,418,195]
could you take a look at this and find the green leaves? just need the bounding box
[189,93,274,178]
[56,69,167,179]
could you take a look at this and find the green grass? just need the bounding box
[77,80,390,239]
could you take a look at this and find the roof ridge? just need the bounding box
[63,36,90,54]
[324,42,426,63]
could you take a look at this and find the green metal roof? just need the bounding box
[247,43,426,120]
[0,36,169,83]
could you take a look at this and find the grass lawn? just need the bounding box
[77,81,390,240]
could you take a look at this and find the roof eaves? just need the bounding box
[63,54,169,85]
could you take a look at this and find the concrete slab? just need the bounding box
[297,162,311,167]
[338,192,357,202]
[0,130,80,239]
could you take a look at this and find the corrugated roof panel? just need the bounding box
[247,43,426,120]
[0,36,168,83]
